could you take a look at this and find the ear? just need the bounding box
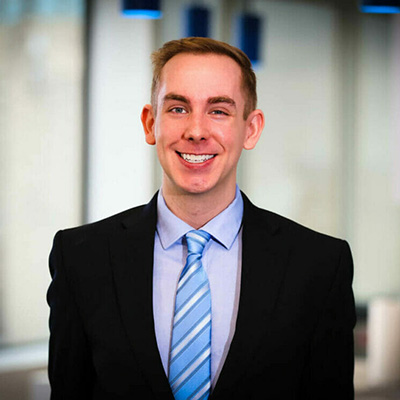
[141,104,156,145]
[243,109,265,150]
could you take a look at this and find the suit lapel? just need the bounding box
[110,194,174,399]
[211,194,291,398]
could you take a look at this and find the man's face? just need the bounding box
[142,53,263,198]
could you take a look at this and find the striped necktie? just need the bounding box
[169,230,212,400]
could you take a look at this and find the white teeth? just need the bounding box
[180,153,215,163]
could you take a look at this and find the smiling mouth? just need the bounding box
[177,152,216,164]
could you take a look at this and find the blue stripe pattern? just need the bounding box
[169,230,212,400]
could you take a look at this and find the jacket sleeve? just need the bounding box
[47,230,95,399]
[301,240,356,399]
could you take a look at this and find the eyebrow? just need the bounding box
[163,93,236,109]
[163,93,190,105]
[208,96,236,108]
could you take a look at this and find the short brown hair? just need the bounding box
[150,37,257,119]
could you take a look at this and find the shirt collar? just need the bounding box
[156,185,243,251]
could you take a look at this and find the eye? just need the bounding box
[210,109,228,116]
[169,107,187,114]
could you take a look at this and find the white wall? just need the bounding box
[86,0,157,222]
[0,17,83,344]
[239,1,342,237]
[352,15,400,302]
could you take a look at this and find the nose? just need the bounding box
[183,113,210,142]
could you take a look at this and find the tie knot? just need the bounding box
[185,230,211,256]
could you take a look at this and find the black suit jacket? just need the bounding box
[47,192,356,399]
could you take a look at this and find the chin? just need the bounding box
[180,185,212,195]
[177,180,216,196]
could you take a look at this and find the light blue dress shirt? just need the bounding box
[153,186,243,386]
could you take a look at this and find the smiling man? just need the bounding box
[48,38,356,400]
[141,50,263,228]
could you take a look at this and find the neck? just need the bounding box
[161,184,237,230]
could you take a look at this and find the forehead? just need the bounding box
[158,53,243,99]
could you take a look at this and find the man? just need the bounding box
[47,37,356,399]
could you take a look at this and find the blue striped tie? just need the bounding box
[169,230,212,400]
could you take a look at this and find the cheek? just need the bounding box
[156,119,182,143]
[219,128,246,151]
[213,124,234,141]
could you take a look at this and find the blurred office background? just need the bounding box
[0,0,399,398]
